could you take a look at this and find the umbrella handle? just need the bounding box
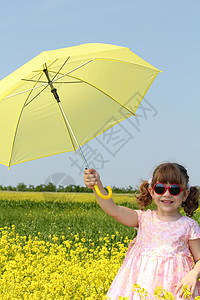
[94,184,112,200]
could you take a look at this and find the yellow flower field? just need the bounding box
[1,226,199,300]
[0,192,199,299]
[0,225,129,299]
[0,191,136,204]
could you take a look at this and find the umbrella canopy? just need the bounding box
[0,43,160,167]
[0,43,161,198]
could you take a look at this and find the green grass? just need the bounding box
[0,191,199,246]
[0,193,140,244]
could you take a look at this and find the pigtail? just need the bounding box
[181,186,199,217]
[137,181,152,210]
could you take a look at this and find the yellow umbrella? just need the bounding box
[0,43,161,199]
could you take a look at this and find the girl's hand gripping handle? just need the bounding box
[94,184,112,200]
[84,169,112,200]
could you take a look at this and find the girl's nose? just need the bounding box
[163,188,171,197]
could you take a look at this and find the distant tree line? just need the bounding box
[0,182,138,194]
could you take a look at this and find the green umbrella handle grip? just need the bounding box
[94,184,112,200]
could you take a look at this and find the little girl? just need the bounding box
[84,162,200,299]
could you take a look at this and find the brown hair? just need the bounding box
[137,162,199,217]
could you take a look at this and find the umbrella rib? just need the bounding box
[57,102,89,168]
[51,59,94,83]
[21,79,83,84]
[42,67,78,155]
[7,72,48,167]
[23,84,50,107]
[42,67,89,168]
[95,57,161,72]
[50,59,158,116]
[8,59,72,165]
[51,57,70,82]
[2,59,59,101]
[23,72,45,106]
[20,58,70,94]
[51,81,83,84]
[66,73,136,116]
[20,57,78,86]
[3,83,48,99]
[8,107,25,168]
[3,60,93,100]
[133,71,160,113]
[21,79,50,84]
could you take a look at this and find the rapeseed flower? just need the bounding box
[0,226,127,299]
[0,226,199,299]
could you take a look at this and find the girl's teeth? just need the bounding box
[162,201,173,203]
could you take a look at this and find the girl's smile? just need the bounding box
[160,200,174,205]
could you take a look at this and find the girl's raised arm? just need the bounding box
[84,168,138,227]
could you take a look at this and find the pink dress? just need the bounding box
[106,209,200,299]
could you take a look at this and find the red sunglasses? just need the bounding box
[153,182,183,196]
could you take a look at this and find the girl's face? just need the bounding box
[148,182,190,216]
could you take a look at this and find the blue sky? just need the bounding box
[0,0,200,189]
